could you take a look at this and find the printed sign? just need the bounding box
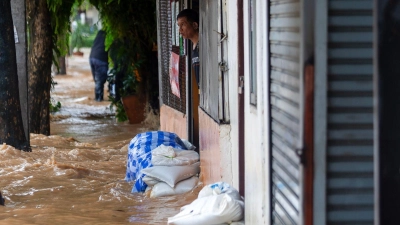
[169,52,180,98]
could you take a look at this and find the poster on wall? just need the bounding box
[169,52,180,98]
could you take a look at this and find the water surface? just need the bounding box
[0,51,199,225]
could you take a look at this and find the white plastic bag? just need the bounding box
[150,176,199,198]
[168,182,244,225]
[167,193,244,225]
[198,182,242,201]
[151,144,199,166]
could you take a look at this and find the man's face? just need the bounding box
[177,17,197,40]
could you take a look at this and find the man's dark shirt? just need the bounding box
[89,30,108,62]
[192,43,200,87]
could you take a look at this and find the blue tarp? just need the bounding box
[125,131,187,192]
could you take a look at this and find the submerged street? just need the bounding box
[0,49,200,225]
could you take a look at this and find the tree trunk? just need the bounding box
[57,56,67,75]
[0,0,30,151]
[27,0,53,135]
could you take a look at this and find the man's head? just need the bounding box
[177,9,199,40]
[177,9,199,25]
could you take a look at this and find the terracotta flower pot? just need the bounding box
[121,95,146,124]
[72,51,84,57]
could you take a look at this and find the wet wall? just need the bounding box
[198,109,222,184]
[377,0,400,223]
[160,105,188,139]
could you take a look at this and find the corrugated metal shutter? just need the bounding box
[159,0,186,114]
[269,0,303,224]
[326,0,374,224]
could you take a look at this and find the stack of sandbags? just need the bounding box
[142,144,200,198]
[168,182,244,225]
[124,131,190,193]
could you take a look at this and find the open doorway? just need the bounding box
[187,0,200,150]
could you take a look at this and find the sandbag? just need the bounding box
[150,176,199,198]
[124,131,187,192]
[143,175,161,186]
[181,139,196,150]
[141,162,200,188]
[151,144,199,166]
[167,193,244,225]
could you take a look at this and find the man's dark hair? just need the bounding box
[177,9,199,24]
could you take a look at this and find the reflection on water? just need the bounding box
[0,51,198,224]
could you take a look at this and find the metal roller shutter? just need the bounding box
[269,0,303,224]
[326,0,374,224]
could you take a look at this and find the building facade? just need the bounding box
[156,0,400,224]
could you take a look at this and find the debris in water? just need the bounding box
[0,191,5,206]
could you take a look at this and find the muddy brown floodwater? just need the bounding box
[0,49,200,225]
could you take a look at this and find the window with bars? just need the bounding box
[158,0,187,114]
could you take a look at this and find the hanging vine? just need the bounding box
[46,0,158,121]
[90,0,157,121]
[47,0,83,58]
[48,0,157,80]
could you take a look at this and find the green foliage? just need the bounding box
[49,100,62,114]
[90,0,157,53]
[48,0,157,122]
[47,0,83,57]
[90,0,157,119]
[70,21,90,52]
[121,68,139,96]
[50,79,61,114]
[82,32,97,47]
[47,0,157,76]
[108,96,128,122]
[91,0,157,80]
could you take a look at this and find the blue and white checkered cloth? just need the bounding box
[125,131,187,192]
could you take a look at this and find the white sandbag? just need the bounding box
[141,162,200,188]
[143,175,161,186]
[181,139,196,150]
[167,193,244,225]
[152,144,176,158]
[145,186,152,193]
[151,145,199,166]
[198,182,242,201]
[150,176,199,198]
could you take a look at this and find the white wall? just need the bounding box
[220,125,234,184]
[86,7,101,28]
[243,0,270,224]
[224,0,240,191]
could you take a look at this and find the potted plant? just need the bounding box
[109,45,146,123]
[70,21,89,56]
[120,60,147,124]
[93,0,157,123]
